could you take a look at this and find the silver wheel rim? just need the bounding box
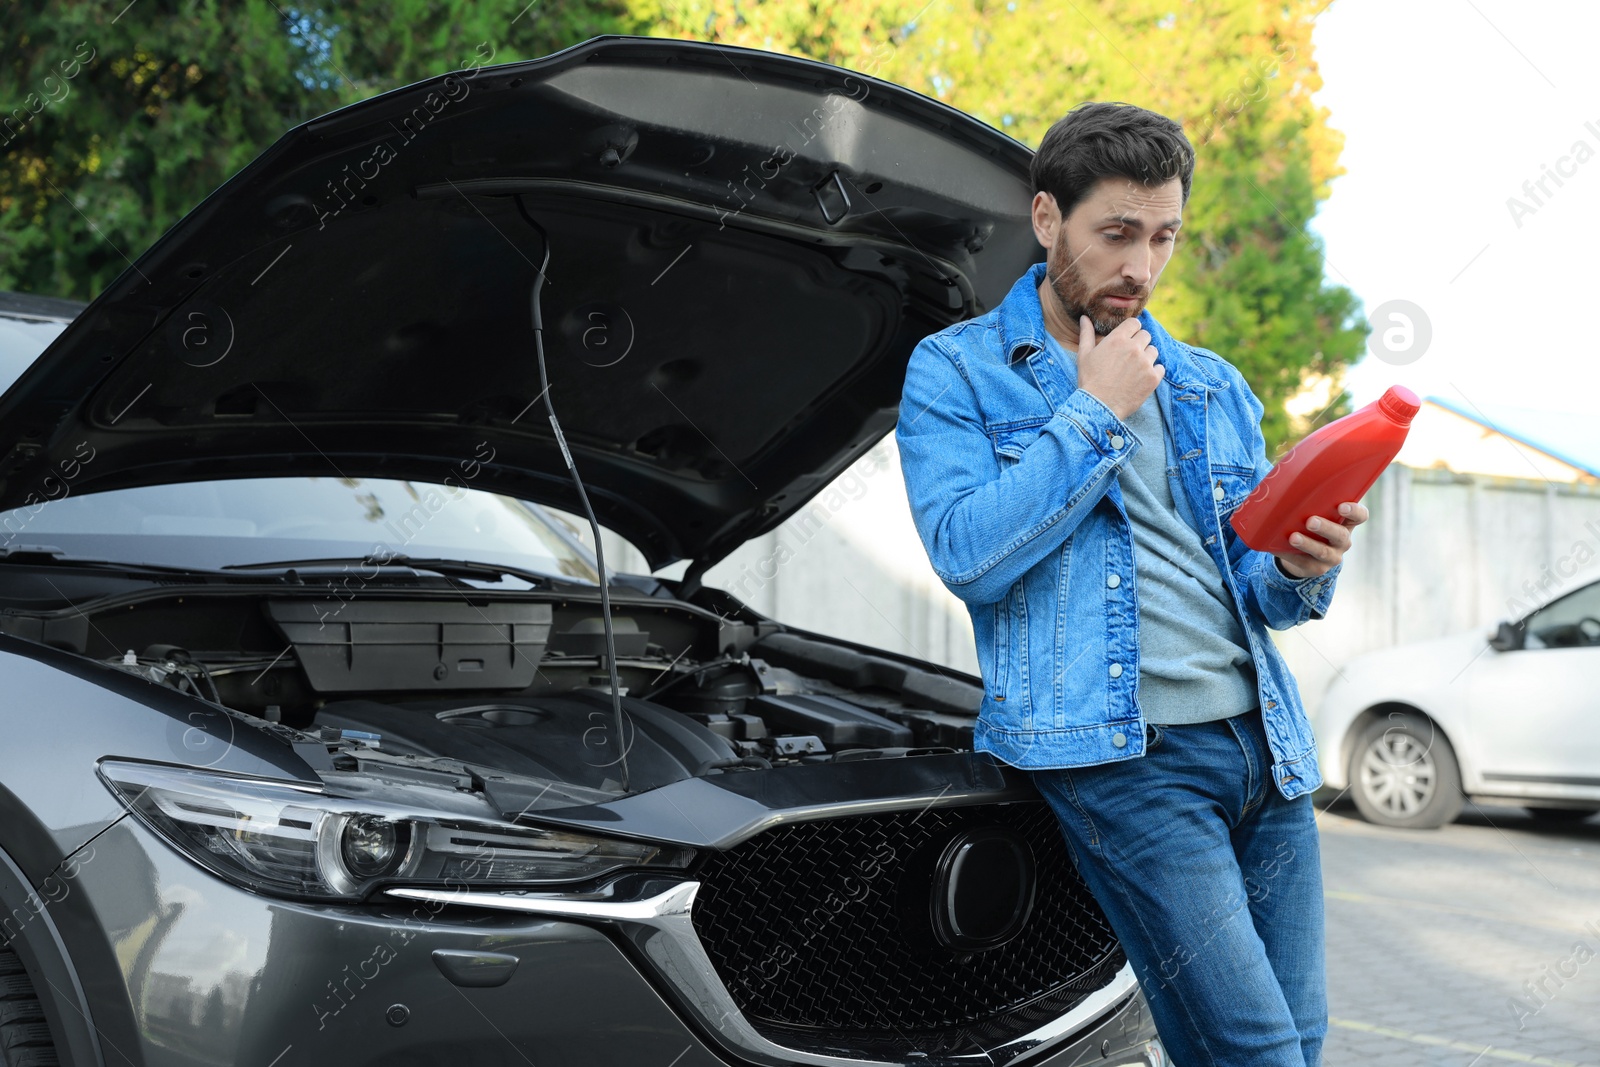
[1359,730,1436,817]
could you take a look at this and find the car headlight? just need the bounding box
[99,760,692,901]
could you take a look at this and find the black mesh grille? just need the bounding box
[690,801,1123,1052]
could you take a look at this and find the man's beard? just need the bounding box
[1046,231,1148,337]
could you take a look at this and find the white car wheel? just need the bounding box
[1349,712,1464,829]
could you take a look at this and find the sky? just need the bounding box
[1307,0,1597,417]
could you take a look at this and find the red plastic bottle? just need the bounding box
[1229,385,1420,555]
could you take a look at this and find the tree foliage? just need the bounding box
[0,0,635,298]
[2,0,1364,451]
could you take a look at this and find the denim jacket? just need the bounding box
[896,262,1338,799]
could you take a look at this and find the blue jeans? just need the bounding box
[1030,708,1326,1067]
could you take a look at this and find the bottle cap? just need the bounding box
[1378,385,1420,425]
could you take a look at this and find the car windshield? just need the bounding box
[0,312,69,387]
[0,313,601,583]
[0,476,601,583]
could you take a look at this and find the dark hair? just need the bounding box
[1031,102,1195,220]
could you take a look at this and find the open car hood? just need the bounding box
[0,36,1037,570]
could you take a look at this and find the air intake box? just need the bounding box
[267,600,551,692]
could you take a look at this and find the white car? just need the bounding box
[1314,576,1600,828]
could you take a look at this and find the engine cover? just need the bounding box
[314,691,738,793]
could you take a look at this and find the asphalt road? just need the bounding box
[1318,799,1600,1067]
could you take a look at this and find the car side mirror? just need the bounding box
[1488,620,1525,652]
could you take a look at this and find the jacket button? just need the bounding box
[1112,732,1127,748]
[1106,574,1121,588]
[1108,662,1123,678]
[1213,483,1225,501]
[1110,435,1125,449]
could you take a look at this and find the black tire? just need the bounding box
[1525,807,1596,824]
[1348,711,1464,830]
[0,943,59,1067]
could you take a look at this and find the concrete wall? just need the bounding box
[697,438,980,674]
[590,441,1600,716]
[588,436,979,675]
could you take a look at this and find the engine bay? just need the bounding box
[2,580,981,797]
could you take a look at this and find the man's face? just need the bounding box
[1033,176,1184,336]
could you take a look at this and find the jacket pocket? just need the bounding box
[989,417,1051,466]
[1209,462,1257,519]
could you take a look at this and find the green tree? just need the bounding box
[634,0,1367,451]
[0,0,635,299]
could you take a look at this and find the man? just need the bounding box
[895,101,1366,1067]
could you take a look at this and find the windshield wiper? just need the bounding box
[221,555,560,587]
[0,546,221,578]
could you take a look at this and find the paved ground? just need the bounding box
[1317,798,1600,1067]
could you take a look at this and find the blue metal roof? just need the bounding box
[1425,395,1600,479]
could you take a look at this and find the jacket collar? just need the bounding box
[996,262,1227,392]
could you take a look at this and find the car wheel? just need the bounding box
[1525,807,1596,824]
[1349,712,1464,829]
[0,943,59,1067]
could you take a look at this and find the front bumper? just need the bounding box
[46,817,1160,1067]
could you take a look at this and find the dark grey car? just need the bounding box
[0,36,1164,1067]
